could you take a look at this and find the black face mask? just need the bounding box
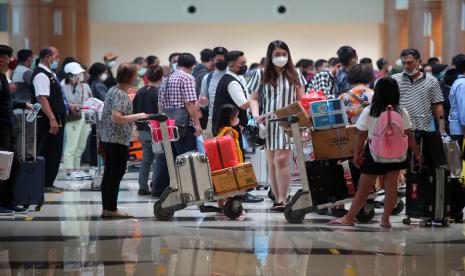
[215,61,227,71]
[237,65,248,75]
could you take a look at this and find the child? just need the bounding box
[214,104,246,219]
[215,104,244,163]
[328,77,421,228]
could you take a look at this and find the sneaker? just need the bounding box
[65,172,84,181]
[241,193,264,203]
[0,206,14,216]
[5,205,28,214]
[76,171,93,180]
[138,190,151,196]
[44,186,65,193]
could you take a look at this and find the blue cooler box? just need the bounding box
[310,99,347,130]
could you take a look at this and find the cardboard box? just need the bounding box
[234,163,258,190]
[0,151,14,180]
[211,167,237,195]
[211,163,258,195]
[311,126,357,160]
[274,101,311,129]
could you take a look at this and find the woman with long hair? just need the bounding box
[329,77,421,227]
[249,40,306,210]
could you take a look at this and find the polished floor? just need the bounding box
[0,171,464,276]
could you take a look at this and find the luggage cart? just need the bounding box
[268,116,377,224]
[139,114,255,221]
[82,106,103,191]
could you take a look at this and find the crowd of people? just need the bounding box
[1,41,464,223]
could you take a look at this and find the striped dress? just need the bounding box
[247,69,306,150]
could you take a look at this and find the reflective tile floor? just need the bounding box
[0,173,464,276]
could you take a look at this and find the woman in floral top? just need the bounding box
[339,64,374,124]
[99,63,148,218]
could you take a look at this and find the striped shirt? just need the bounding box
[392,72,443,131]
[247,68,306,150]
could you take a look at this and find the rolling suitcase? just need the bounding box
[204,136,239,172]
[14,110,45,210]
[404,166,451,226]
[175,151,214,202]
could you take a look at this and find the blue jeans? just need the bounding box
[138,130,154,191]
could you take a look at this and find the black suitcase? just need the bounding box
[14,110,45,210]
[305,160,349,205]
[450,178,465,223]
[404,166,451,226]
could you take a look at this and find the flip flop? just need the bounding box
[327,219,355,226]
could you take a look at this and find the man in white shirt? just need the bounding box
[32,47,77,193]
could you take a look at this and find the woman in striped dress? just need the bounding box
[249,40,306,210]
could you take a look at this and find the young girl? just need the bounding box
[214,104,246,219]
[215,104,244,163]
[328,77,421,228]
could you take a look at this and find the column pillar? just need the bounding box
[408,0,442,60]
[442,0,465,64]
[384,0,409,64]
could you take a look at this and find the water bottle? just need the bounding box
[26,103,41,123]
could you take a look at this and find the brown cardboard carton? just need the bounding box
[211,163,258,195]
[274,101,312,129]
[234,163,258,190]
[211,167,238,195]
[311,126,357,160]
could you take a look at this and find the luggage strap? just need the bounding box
[215,140,225,168]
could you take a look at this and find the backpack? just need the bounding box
[369,105,408,163]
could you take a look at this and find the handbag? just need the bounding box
[164,107,190,138]
[65,84,83,123]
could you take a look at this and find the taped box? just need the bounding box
[211,163,258,195]
[311,126,357,160]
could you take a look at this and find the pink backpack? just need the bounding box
[369,105,408,163]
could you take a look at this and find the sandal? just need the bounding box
[101,210,133,218]
[271,202,285,211]
[380,222,392,228]
[327,218,355,226]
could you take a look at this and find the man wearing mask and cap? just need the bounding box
[103,52,118,89]
[392,48,446,167]
[0,44,33,215]
[32,47,79,193]
[212,50,263,204]
[200,46,228,138]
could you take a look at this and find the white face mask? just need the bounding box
[74,73,84,82]
[108,60,117,68]
[404,68,418,77]
[272,56,288,67]
[99,73,108,82]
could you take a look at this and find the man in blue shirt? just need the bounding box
[448,54,465,144]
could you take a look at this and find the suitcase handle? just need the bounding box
[137,113,168,123]
[21,109,37,162]
[269,115,299,124]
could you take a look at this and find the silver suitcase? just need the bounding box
[175,151,214,202]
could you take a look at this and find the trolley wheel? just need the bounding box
[454,210,464,223]
[316,208,329,215]
[441,219,450,227]
[391,200,405,216]
[284,206,306,224]
[402,218,411,225]
[223,198,243,220]
[153,201,174,221]
[268,189,276,201]
[356,205,375,223]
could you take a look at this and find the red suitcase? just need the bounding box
[204,136,239,172]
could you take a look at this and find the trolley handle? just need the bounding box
[268,115,299,124]
[137,113,168,122]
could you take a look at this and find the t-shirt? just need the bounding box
[392,72,443,131]
[226,69,249,107]
[356,106,412,139]
[133,85,159,131]
[62,82,92,105]
[99,86,134,146]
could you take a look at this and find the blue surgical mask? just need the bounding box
[138,68,147,77]
[50,60,59,70]
[171,63,177,71]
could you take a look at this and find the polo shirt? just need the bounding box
[392,72,443,131]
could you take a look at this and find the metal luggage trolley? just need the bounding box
[269,115,377,224]
[140,113,251,221]
[82,106,103,191]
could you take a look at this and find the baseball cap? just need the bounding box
[64,62,85,75]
